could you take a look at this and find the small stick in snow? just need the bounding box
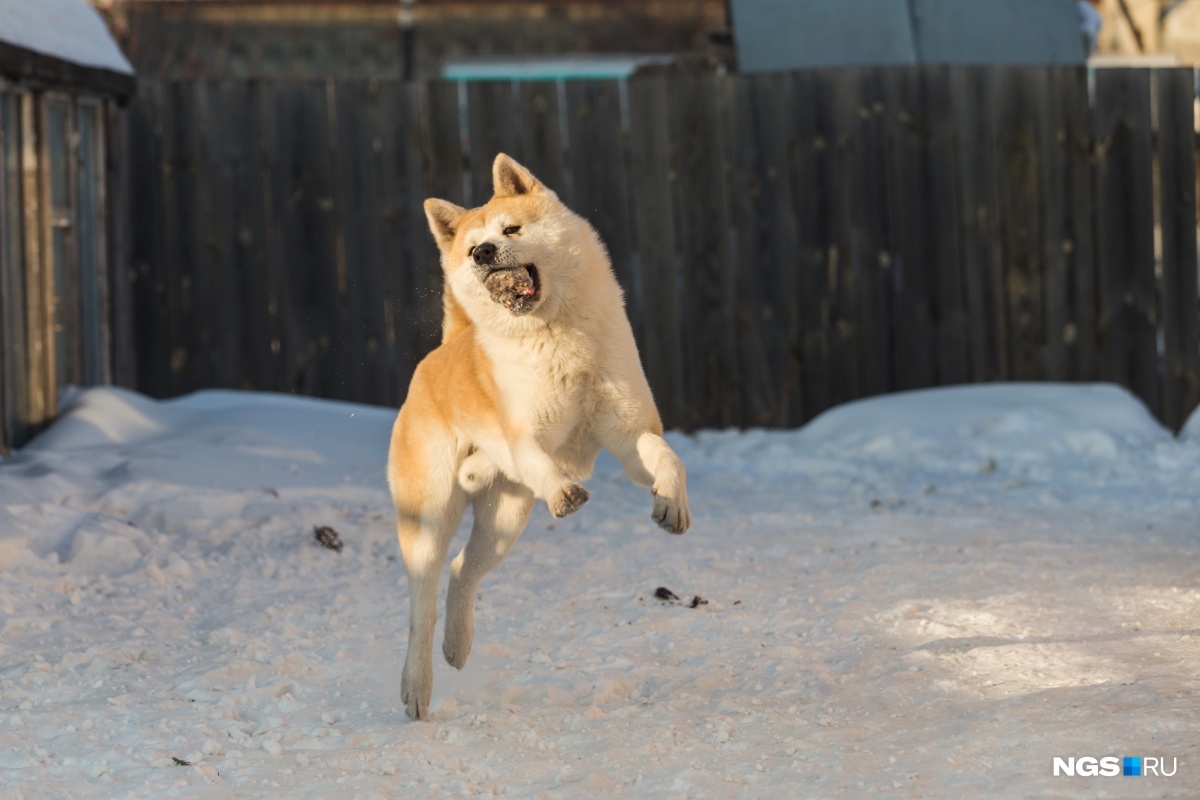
[313,525,343,552]
[172,757,192,766]
[688,595,708,609]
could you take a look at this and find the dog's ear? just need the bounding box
[493,153,547,197]
[424,198,467,248]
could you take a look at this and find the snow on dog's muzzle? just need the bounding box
[483,264,540,315]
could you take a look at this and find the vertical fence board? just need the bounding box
[1037,68,1071,383]
[375,81,427,399]
[789,70,829,417]
[204,81,247,389]
[995,68,1047,382]
[466,81,516,205]
[1060,67,1098,382]
[672,73,739,429]
[825,71,862,407]
[730,73,801,426]
[105,102,136,393]
[126,84,169,398]
[564,81,639,345]
[627,75,685,428]
[266,82,341,396]
[924,67,968,386]
[843,68,896,401]
[1156,68,1199,430]
[517,81,567,195]
[210,80,276,391]
[1093,69,1159,415]
[159,82,207,395]
[421,81,466,355]
[951,67,1008,383]
[333,79,392,403]
[885,67,937,390]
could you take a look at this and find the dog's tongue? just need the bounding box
[484,266,536,300]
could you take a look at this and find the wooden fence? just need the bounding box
[122,66,1200,431]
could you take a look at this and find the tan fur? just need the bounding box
[387,154,691,720]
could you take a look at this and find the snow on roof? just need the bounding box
[0,0,133,76]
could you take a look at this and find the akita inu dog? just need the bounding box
[387,154,691,720]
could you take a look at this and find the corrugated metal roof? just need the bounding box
[0,0,133,75]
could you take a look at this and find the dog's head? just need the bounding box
[424,154,595,332]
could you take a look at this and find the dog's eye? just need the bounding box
[503,226,521,236]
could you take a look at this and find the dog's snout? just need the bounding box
[473,242,497,265]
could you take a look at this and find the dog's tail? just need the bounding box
[441,285,471,343]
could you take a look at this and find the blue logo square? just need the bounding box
[1123,757,1142,777]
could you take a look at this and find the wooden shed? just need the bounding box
[0,0,135,452]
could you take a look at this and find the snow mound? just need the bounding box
[24,386,395,491]
[797,382,1170,459]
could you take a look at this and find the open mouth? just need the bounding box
[483,264,540,315]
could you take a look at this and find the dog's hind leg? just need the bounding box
[395,468,466,721]
[443,476,535,670]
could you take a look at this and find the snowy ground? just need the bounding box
[0,382,1198,798]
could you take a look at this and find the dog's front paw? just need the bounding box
[401,661,433,721]
[652,490,690,534]
[549,483,589,518]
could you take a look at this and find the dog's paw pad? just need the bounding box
[401,666,432,721]
[550,483,589,518]
[442,639,470,670]
[652,494,690,534]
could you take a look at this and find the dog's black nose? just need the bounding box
[473,242,497,265]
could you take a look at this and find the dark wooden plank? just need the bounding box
[1092,68,1159,414]
[104,100,136,393]
[1038,67,1096,385]
[420,81,466,353]
[516,81,567,195]
[883,66,937,390]
[671,72,740,429]
[466,81,517,205]
[787,70,831,418]
[922,66,968,387]
[951,67,1007,383]
[375,81,429,391]
[844,67,897,400]
[206,79,276,391]
[564,80,640,347]
[19,92,49,426]
[191,80,239,392]
[994,67,1046,382]
[1037,68,1070,383]
[1061,66,1097,382]
[0,90,21,451]
[424,82,466,207]
[626,75,685,429]
[823,70,862,408]
[729,72,802,427]
[126,83,169,397]
[265,81,342,397]
[160,81,207,396]
[1155,68,1199,430]
[332,79,391,404]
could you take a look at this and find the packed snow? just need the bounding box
[1,382,1198,797]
